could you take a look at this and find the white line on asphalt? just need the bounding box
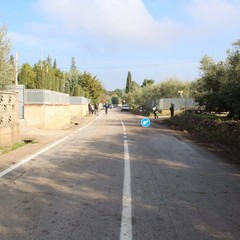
[122,122,126,133]
[0,114,101,178]
[120,120,132,240]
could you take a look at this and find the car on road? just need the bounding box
[121,104,130,111]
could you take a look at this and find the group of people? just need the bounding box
[152,103,175,118]
[88,102,111,115]
[88,103,99,115]
[88,101,175,118]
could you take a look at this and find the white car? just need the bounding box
[121,104,130,111]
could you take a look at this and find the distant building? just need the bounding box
[148,98,199,115]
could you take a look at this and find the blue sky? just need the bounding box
[1,0,240,91]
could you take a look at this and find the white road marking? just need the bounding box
[0,136,69,178]
[120,120,132,240]
[122,122,126,133]
[0,114,101,178]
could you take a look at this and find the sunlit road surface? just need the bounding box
[0,109,240,240]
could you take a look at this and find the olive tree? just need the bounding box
[0,25,15,90]
[194,40,240,118]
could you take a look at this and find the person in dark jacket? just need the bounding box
[153,103,158,119]
[170,103,174,117]
[88,103,92,114]
[94,103,99,115]
[104,102,109,114]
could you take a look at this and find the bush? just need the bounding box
[164,113,240,149]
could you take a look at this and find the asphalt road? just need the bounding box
[0,109,240,240]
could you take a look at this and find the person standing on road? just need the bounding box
[88,102,92,115]
[104,102,109,114]
[170,103,174,117]
[153,103,158,119]
[94,103,99,115]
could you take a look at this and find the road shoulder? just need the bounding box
[0,114,97,171]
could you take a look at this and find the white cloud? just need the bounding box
[8,32,41,46]
[8,30,79,57]
[23,0,240,54]
[36,0,184,47]
[187,0,240,29]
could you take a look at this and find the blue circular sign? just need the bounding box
[141,118,150,127]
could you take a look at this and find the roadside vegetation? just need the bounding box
[163,113,240,151]
[0,25,15,89]
[0,26,105,104]
[109,40,240,154]
[162,41,240,153]
[0,138,37,155]
[0,141,27,155]
[1,25,239,155]
[111,40,240,120]
[18,57,105,104]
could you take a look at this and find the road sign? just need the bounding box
[141,118,150,127]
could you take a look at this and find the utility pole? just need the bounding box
[15,51,19,85]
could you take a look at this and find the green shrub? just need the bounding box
[164,113,240,149]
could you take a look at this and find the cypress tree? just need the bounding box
[125,71,132,93]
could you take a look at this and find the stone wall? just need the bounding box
[0,91,20,146]
[23,89,90,129]
[69,104,89,118]
[24,104,89,129]
[24,105,70,129]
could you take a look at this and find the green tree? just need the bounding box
[18,63,36,88]
[9,54,15,67]
[47,55,52,66]
[141,79,154,87]
[131,83,155,109]
[124,80,141,105]
[52,58,65,92]
[194,56,227,112]
[126,78,191,110]
[70,57,77,71]
[33,60,49,89]
[225,40,240,118]
[194,40,240,118]
[99,89,111,104]
[66,57,80,96]
[79,71,103,102]
[156,78,190,98]
[125,71,132,93]
[66,70,79,96]
[131,80,140,90]
[53,58,57,69]
[8,51,105,101]
[111,88,124,100]
[111,95,119,105]
[0,25,15,90]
